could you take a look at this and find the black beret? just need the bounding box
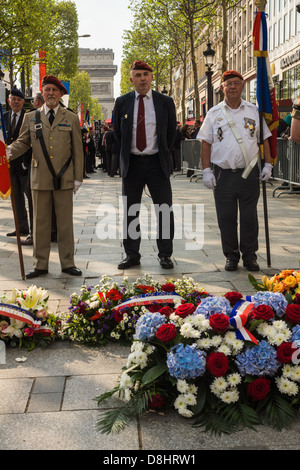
[10,88,25,99]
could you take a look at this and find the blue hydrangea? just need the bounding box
[235,340,280,376]
[166,343,206,380]
[250,291,288,317]
[194,296,231,318]
[291,325,300,347]
[133,311,166,341]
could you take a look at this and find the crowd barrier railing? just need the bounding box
[173,139,202,181]
[272,138,300,197]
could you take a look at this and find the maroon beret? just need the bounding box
[221,70,244,82]
[41,75,68,95]
[130,60,153,72]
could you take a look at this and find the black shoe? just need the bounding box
[118,256,140,269]
[62,266,82,276]
[159,257,174,269]
[26,268,48,279]
[225,259,238,271]
[7,230,29,237]
[243,260,260,271]
[21,235,33,246]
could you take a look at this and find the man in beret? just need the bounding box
[197,70,273,272]
[7,75,84,279]
[4,88,32,238]
[114,60,177,270]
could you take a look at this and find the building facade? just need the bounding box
[78,48,117,120]
[171,0,300,123]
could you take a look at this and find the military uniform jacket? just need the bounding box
[9,105,83,190]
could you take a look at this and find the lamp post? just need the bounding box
[203,41,215,110]
[161,85,168,95]
[78,34,91,38]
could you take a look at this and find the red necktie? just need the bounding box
[136,94,146,151]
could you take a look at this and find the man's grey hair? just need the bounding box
[35,92,44,104]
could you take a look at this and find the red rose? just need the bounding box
[175,303,196,318]
[224,291,243,306]
[247,378,271,401]
[285,304,300,325]
[277,342,297,363]
[148,393,166,409]
[147,304,162,313]
[156,323,177,342]
[113,310,123,323]
[159,306,174,317]
[251,304,274,321]
[161,283,176,292]
[294,294,300,305]
[206,352,229,377]
[209,313,229,333]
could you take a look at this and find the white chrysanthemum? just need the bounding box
[174,394,188,409]
[227,373,242,386]
[273,320,289,330]
[220,388,239,404]
[196,338,211,349]
[217,344,231,356]
[187,384,197,395]
[177,380,189,393]
[180,323,200,338]
[210,377,227,396]
[178,407,194,418]
[270,332,290,346]
[169,313,183,325]
[184,393,197,406]
[211,335,223,347]
[282,364,293,378]
[119,372,134,389]
[224,331,237,345]
[276,377,299,396]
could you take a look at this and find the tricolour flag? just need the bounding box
[253,10,279,163]
[0,103,10,200]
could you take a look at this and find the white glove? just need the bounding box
[6,146,11,160]
[73,180,82,194]
[202,167,216,189]
[260,162,273,182]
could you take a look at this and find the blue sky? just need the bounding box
[73,0,133,97]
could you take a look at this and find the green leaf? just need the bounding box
[262,390,295,431]
[191,380,207,415]
[141,363,168,386]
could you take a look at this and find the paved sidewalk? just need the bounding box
[0,170,300,451]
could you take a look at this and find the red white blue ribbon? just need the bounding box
[0,302,53,335]
[113,292,184,312]
[229,300,258,345]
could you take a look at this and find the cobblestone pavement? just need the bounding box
[0,169,300,451]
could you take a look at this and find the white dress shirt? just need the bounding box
[198,99,271,169]
[44,104,60,121]
[131,89,158,155]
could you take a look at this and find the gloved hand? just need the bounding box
[73,180,82,194]
[260,162,273,181]
[6,146,11,160]
[202,167,216,189]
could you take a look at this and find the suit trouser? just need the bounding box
[10,168,29,234]
[213,165,260,262]
[31,188,75,270]
[122,154,174,259]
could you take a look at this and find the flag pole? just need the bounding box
[255,0,271,267]
[0,103,25,280]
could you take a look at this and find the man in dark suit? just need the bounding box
[4,88,32,237]
[114,60,177,269]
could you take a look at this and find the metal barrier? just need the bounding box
[272,138,300,197]
[173,139,202,181]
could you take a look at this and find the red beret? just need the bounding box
[221,70,243,82]
[41,75,68,95]
[130,60,153,72]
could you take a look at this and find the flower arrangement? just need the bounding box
[0,285,60,350]
[249,270,300,300]
[95,288,300,436]
[60,275,209,345]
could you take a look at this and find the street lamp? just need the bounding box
[78,34,91,38]
[161,85,168,95]
[203,41,215,110]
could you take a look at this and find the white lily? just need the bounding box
[3,319,26,338]
[18,285,48,311]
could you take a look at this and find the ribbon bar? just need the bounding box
[229,300,258,345]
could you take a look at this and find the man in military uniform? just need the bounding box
[198,70,273,272]
[7,75,83,279]
[290,96,300,144]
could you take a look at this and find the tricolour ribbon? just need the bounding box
[229,300,258,345]
[0,302,53,335]
[113,292,184,312]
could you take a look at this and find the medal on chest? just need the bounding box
[244,117,256,136]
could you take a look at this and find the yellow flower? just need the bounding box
[18,285,48,311]
[261,276,274,291]
[272,282,285,293]
[283,275,298,289]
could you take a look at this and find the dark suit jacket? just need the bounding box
[4,109,32,176]
[113,90,177,178]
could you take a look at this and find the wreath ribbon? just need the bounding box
[229,300,258,345]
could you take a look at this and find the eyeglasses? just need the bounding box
[223,81,244,88]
